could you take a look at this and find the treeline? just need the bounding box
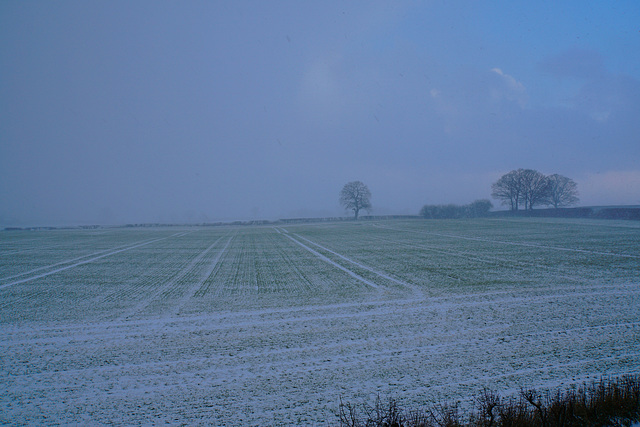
[491,169,579,211]
[337,375,640,427]
[492,206,640,221]
[420,200,493,219]
[419,169,580,219]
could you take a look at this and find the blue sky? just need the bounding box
[1,1,639,225]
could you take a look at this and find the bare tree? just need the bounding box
[492,169,552,211]
[520,169,550,210]
[491,170,523,210]
[340,181,371,220]
[546,174,579,208]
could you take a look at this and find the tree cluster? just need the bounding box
[339,171,579,221]
[420,199,493,219]
[491,169,579,211]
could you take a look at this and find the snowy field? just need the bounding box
[1,218,639,425]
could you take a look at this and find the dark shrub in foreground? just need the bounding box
[337,375,640,426]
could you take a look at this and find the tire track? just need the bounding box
[277,229,380,290]
[267,231,316,293]
[4,318,637,386]
[2,280,637,341]
[1,239,159,283]
[372,223,640,259]
[363,234,601,287]
[3,223,639,426]
[290,232,423,297]
[170,234,235,316]
[120,234,229,320]
[0,233,187,290]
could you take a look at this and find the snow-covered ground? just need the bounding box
[1,218,639,425]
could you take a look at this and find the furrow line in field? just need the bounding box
[2,276,635,333]
[266,231,316,293]
[523,320,640,339]
[0,233,186,290]
[4,286,637,344]
[119,234,228,320]
[4,249,190,315]
[256,231,303,295]
[0,242,75,257]
[278,230,380,290]
[451,351,640,388]
[0,237,164,283]
[372,223,640,259]
[363,234,602,286]
[0,236,193,311]
[368,233,531,267]
[0,298,416,336]
[250,233,263,293]
[3,284,635,343]
[215,234,251,299]
[290,232,423,297]
[236,320,636,362]
[4,331,637,387]
[0,234,71,254]
[96,234,208,307]
[4,280,638,336]
[172,350,639,389]
[171,234,235,316]
[16,320,635,369]
[0,235,56,244]
[196,237,246,299]
[4,309,638,357]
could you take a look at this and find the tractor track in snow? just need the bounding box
[0,232,190,291]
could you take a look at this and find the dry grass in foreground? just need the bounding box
[337,375,640,427]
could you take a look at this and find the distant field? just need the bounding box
[1,218,639,425]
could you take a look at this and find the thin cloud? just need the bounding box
[1,2,639,226]
[490,68,528,108]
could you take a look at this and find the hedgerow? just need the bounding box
[337,375,640,426]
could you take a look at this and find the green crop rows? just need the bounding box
[1,218,639,425]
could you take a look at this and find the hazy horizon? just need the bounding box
[2,1,640,227]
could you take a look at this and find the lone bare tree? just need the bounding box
[340,181,371,220]
[546,174,579,208]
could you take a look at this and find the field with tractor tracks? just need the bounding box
[1,218,639,425]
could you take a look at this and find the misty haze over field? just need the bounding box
[1,1,639,226]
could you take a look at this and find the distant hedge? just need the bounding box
[420,200,493,219]
[594,207,640,220]
[490,206,640,221]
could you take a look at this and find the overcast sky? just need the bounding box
[1,1,639,226]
